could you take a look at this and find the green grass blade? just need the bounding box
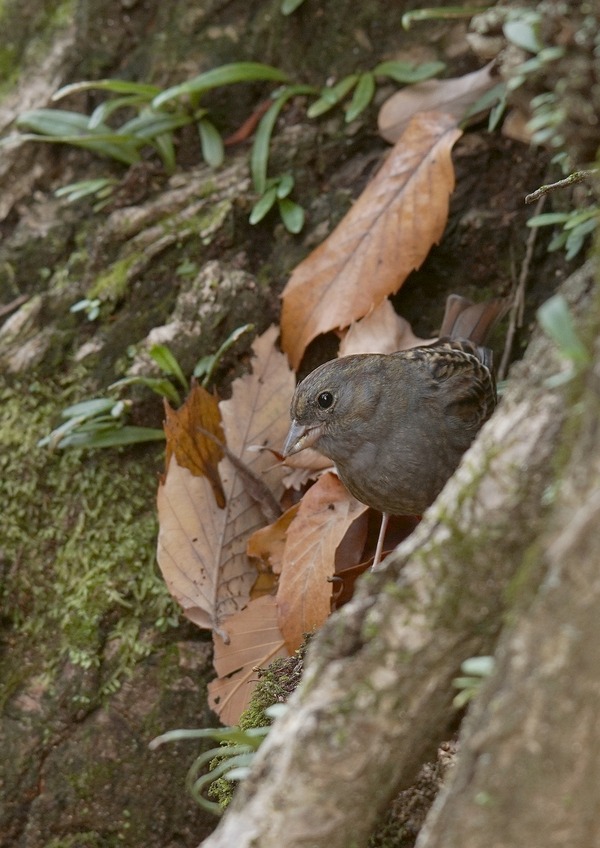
[152,63,290,109]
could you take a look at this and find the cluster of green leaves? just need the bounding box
[537,294,591,388]
[39,324,253,450]
[3,57,445,234]
[527,207,599,261]
[149,704,286,815]
[452,655,495,708]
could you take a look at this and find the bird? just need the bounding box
[282,296,505,568]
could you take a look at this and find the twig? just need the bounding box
[0,294,28,319]
[195,424,282,523]
[525,169,597,204]
[498,195,545,380]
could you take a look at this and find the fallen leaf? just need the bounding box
[163,383,225,506]
[220,324,295,506]
[276,473,369,652]
[280,111,462,369]
[378,63,496,143]
[156,456,257,638]
[156,326,295,641]
[339,298,432,356]
[501,107,533,144]
[207,594,288,725]
[247,503,300,576]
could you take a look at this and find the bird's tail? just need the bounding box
[439,294,509,346]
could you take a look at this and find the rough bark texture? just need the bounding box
[417,276,600,848]
[201,263,596,848]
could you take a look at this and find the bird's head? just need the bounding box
[282,355,383,461]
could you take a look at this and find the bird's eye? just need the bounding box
[317,391,334,409]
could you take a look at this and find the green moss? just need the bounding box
[88,254,139,302]
[0,370,179,702]
[0,0,76,98]
[206,643,308,810]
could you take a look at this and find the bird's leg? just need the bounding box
[371,511,389,570]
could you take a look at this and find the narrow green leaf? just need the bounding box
[61,398,118,419]
[372,60,445,83]
[152,132,177,172]
[503,18,543,54]
[281,0,306,14]
[276,173,294,199]
[56,178,117,202]
[463,82,506,122]
[54,79,161,101]
[89,95,150,129]
[198,118,224,167]
[153,63,290,109]
[306,75,359,118]
[197,323,254,387]
[402,6,483,29]
[119,110,191,139]
[249,84,317,193]
[149,344,189,392]
[249,187,277,224]
[547,231,568,252]
[278,197,305,233]
[58,426,166,449]
[109,375,181,405]
[527,212,571,227]
[562,209,598,230]
[10,129,142,165]
[17,108,101,136]
[537,294,590,367]
[345,72,375,122]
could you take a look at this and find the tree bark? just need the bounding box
[417,269,600,848]
[200,263,596,848]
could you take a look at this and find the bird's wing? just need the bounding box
[404,339,497,431]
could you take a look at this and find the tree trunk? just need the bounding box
[200,260,598,848]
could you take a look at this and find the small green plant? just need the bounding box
[537,294,591,388]
[527,206,599,260]
[452,655,495,708]
[56,177,119,211]
[6,65,289,172]
[70,296,102,321]
[39,325,254,450]
[149,704,287,815]
[37,396,165,450]
[306,59,445,123]
[3,57,445,234]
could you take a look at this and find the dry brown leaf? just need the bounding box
[156,326,295,641]
[276,473,369,652]
[339,298,432,356]
[163,383,225,506]
[220,324,294,506]
[207,594,288,725]
[156,456,257,637]
[280,112,462,369]
[378,63,496,143]
[501,107,533,144]
[247,503,300,576]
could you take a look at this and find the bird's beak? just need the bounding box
[282,419,323,457]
